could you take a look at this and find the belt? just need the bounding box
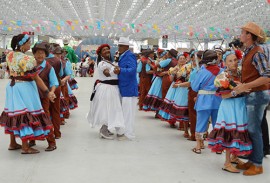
[198,90,216,95]
[90,79,118,101]
[15,80,30,83]
[10,76,33,86]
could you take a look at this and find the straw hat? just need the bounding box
[241,22,263,39]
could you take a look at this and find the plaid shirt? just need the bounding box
[244,44,270,77]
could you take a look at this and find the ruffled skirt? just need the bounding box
[0,81,52,140]
[208,97,252,155]
[143,76,162,111]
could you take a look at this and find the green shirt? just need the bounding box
[64,45,78,63]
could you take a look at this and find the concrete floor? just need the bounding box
[0,77,269,183]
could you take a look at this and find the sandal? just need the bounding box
[222,163,240,173]
[192,147,201,154]
[29,141,36,147]
[55,136,61,139]
[187,136,196,141]
[216,151,223,155]
[21,148,40,154]
[183,133,190,138]
[200,141,205,149]
[45,146,57,152]
[8,144,22,150]
[231,157,245,165]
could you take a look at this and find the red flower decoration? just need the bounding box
[235,49,243,60]
[183,52,189,58]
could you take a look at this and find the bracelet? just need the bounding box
[45,89,50,96]
[231,90,237,97]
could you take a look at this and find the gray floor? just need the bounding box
[0,77,269,183]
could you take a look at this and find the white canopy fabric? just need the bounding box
[0,0,269,41]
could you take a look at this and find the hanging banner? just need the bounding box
[162,35,168,48]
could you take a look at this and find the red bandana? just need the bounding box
[206,65,220,76]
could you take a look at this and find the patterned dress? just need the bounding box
[0,52,52,140]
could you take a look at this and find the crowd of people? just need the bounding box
[0,34,78,153]
[135,22,270,176]
[84,22,270,176]
[0,21,269,177]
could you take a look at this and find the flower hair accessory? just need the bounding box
[223,50,242,61]
[18,34,30,46]
[234,50,243,60]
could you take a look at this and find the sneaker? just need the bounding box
[108,130,114,136]
[117,134,128,141]
[99,125,114,140]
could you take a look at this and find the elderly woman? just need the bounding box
[87,44,125,140]
[0,34,55,154]
[208,50,252,173]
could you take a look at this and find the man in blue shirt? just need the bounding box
[114,37,138,140]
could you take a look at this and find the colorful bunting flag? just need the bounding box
[66,20,72,26]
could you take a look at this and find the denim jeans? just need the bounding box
[246,90,269,166]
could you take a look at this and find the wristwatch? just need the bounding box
[231,90,237,97]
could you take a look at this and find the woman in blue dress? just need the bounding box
[143,50,167,112]
[170,59,192,136]
[157,53,187,128]
[208,50,252,173]
[0,34,55,154]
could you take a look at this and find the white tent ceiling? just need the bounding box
[0,0,269,41]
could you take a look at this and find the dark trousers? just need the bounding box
[50,87,61,138]
[138,77,152,109]
[40,97,56,146]
[262,108,270,154]
[61,84,70,119]
[188,88,197,138]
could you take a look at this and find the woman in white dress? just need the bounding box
[87,44,125,140]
